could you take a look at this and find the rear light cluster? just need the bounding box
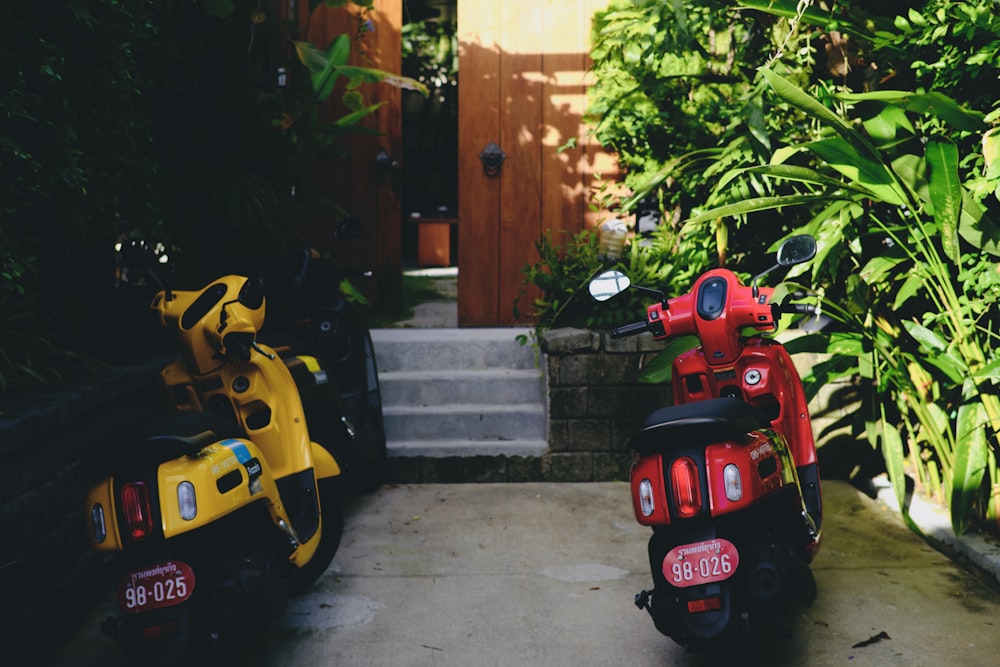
[121,481,154,541]
[670,457,703,519]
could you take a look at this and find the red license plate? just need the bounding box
[117,560,195,613]
[662,538,739,588]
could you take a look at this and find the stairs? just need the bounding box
[371,328,548,462]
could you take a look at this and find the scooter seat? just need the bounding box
[628,398,772,454]
[89,412,247,472]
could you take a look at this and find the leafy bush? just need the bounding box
[552,0,1000,535]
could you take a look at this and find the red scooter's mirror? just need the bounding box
[588,270,631,302]
[777,234,817,266]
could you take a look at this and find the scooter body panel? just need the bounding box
[156,438,283,539]
[671,340,818,468]
[159,347,316,482]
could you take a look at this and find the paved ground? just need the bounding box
[49,479,1000,667]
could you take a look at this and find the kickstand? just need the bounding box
[634,589,652,611]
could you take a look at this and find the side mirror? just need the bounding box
[777,234,817,266]
[588,270,631,302]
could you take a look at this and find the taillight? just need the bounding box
[687,597,721,613]
[121,481,154,540]
[670,457,702,519]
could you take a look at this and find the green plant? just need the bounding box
[586,0,818,244]
[691,66,1000,536]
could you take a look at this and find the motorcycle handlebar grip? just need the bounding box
[610,320,649,338]
[783,303,817,315]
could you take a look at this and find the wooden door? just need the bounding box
[457,0,618,326]
[294,0,404,314]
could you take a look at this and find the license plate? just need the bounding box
[117,560,195,613]
[662,538,739,588]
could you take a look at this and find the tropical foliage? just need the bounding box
[524,0,1000,535]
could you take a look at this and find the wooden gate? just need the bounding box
[457,0,618,326]
[292,0,404,314]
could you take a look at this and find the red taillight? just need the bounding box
[670,457,702,519]
[687,597,721,613]
[143,621,179,640]
[121,481,154,540]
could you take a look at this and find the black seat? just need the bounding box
[628,398,772,455]
[87,411,248,474]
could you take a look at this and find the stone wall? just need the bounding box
[540,327,672,482]
[0,361,167,664]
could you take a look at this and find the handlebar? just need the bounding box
[610,320,649,339]
[778,302,818,315]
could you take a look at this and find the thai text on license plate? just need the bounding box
[662,538,739,588]
[117,560,195,613]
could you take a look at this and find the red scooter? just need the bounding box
[589,234,822,653]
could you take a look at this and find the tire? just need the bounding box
[288,476,344,593]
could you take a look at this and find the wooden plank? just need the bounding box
[457,1,502,326]
[542,0,590,241]
[495,3,544,326]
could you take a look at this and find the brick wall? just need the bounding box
[0,361,167,664]
[540,327,672,482]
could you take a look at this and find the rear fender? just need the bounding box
[312,441,342,480]
[156,438,286,539]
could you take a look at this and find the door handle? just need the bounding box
[479,142,506,177]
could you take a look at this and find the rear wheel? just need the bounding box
[289,476,344,593]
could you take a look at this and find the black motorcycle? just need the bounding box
[260,217,387,494]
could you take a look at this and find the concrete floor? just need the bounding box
[48,479,1000,667]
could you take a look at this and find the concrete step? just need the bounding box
[383,403,546,442]
[371,328,537,373]
[371,328,548,462]
[379,368,544,407]
[386,438,549,459]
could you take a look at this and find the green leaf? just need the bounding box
[294,40,329,74]
[925,137,962,264]
[893,273,923,310]
[972,357,1000,385]
[805,137,907,206]
[837,91,986,132]
[638,335,698,383]
[902,320,947,352]
[784,331,864,356]
[337,66,429,95]
[952,395,988,535]
[684,194,855,225]
[759,68,885,167]
[862,103,915,143]
[920,350,968,385]
[880,415,909,517]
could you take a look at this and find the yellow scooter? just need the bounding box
[85,275,346,664]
